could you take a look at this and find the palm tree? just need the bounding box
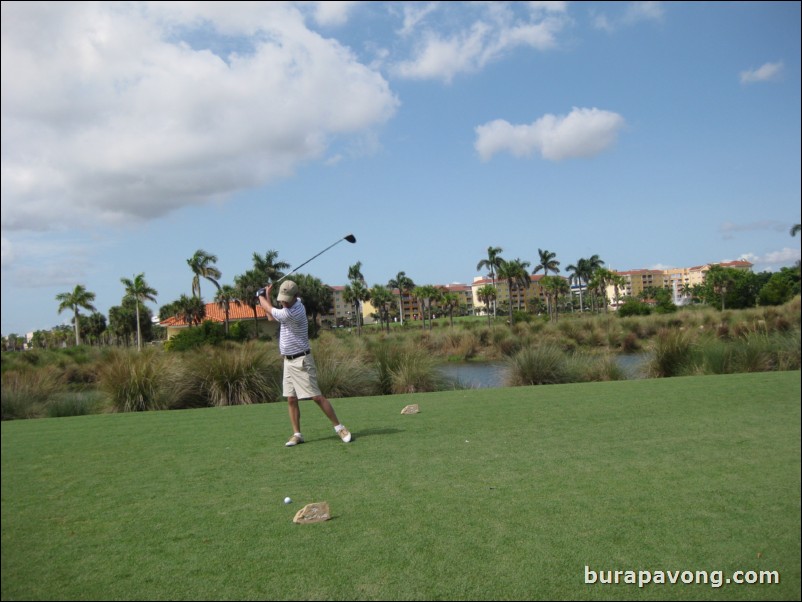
[175,294,206,327]
[540,276,571,321]
[508,258,532,311]
[573,254,605,312]
[387,271,415,326]
[533,249,560,316]
[497,259,527,325]
[234,269,265,338]
[476,284,497,324]
[348,261,365,284]
[214,284,241,336]
[554,277,572,318]
[566,258,589,312]
[439,290,460,327]
[412,285,440,330]
[295,274,334,337]
[533,249,561,276]
[791,223,801,237]
[187,249,222,299]
[608,273,627,310]
[120,273,158,351]
[705,265,734,310]
[345,262,368,333]
[370,284,395,332]
[108,303,137,346]
[343,280,370,334]
[588,268,616,313]
[56,284,97,346]
[84,312,108,345]
[476,246,504,317]
[679,282,694,304]
[252,250,290,285]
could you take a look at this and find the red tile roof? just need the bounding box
[472,274,548,286]
[160,302,269,327]
[718,260,753,268]
[616,269,663,276]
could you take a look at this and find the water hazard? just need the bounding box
[437,354,650,389]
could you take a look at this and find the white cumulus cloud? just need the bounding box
[740,61,784,84]
[474,107,625,162]
[739,248,801,269]
[391,2,568,83]
[0,2,399,233]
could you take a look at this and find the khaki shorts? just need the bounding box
[283,354,322,399]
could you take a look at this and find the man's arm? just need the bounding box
[258,284,276,321]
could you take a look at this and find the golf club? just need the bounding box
[256,234,357,296]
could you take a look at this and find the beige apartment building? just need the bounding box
[338,283,475,326]
[606,260,753,307]
[470,274,550,315]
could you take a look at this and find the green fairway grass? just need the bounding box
[2,371,800,601]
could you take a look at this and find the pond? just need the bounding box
[436,361,506,389]
[437,353,651,389]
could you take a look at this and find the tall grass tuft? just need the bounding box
[46,390,105,417]
[776,329,801,370]
[570,352,627,382]
[648,328,695,377]
[97,348,174,412]
[432,329,481,361]
[388,350,445,393]
[694,338,735,375]
[181,342,282,406]
[369,337,410,395]
[732,332,775,373]
[504,344,571,386]
[313,338,378,398]
[1,367,63,420]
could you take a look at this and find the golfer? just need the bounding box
[258,281,352,447]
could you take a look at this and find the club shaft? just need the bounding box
[274,238,346,284]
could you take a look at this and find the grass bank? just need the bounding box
[2,371,799,600]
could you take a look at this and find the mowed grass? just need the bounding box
[2,371,799,601]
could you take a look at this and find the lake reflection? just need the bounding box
[437,362,506,389]
[437,354,650,389]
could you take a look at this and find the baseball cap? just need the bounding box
[277,280,299,303]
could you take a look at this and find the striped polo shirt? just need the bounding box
[271,300,309,356]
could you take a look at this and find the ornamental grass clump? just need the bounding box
[648,328,695,378]
[388,350,445,394]
[1,366,63,420]
[571,352,627,382]
[182,341,282,406]
[46,390,104,418]
[312,337,378,398]
[98,348,174,412]
[504,344,571,386]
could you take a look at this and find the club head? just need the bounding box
[344,234,357,243]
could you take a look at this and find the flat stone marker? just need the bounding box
[293,502,331,524]
[401,404,420,414]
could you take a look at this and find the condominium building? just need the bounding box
[471,274,550,314]
[359,283,474,324]
[606,260,754,306]
[610,269,666,301]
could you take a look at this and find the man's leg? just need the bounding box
[287,396,301,433]
[312,395,339,426]
[313,395,352,443]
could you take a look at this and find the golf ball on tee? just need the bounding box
[284,497,292,504]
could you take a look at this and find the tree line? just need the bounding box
[3,222,800,351]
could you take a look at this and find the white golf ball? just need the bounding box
[284,497,292,504]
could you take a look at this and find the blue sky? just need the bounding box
[1,1,800,336]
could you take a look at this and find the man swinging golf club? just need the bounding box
[258,280,352,447]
